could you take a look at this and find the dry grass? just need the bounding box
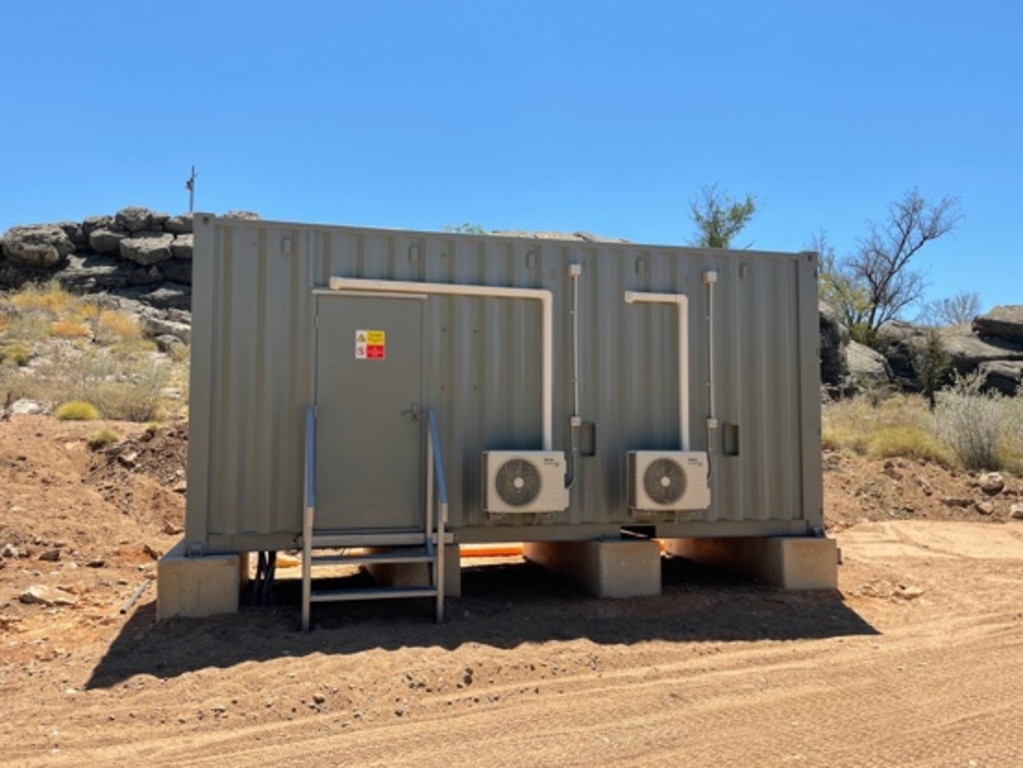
[826,389,1023,475]
[95,310,142,344]
[50,319,91,338]
[11,282,77,314]
[0,282,188,422]
[823,394,953,465]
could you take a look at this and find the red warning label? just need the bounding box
[355,329,385,360]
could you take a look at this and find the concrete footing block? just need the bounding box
[364,544,462,597]
[524,539,661,598]
[157,540,246,619]
[663,536,838,589]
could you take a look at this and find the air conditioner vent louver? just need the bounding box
[628,451,710,511]
[642,457,687,506]
[494,458,543,507]
[482,451,569,514]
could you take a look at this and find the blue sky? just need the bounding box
[2,1,1020,313]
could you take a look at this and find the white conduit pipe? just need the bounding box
[329,276,555,451]
[623,290,690,451]
[702,270,719,452]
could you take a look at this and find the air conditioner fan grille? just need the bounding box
[642,458,687,505]
[494,458,543,507]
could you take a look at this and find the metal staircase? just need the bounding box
[300,407,449,631]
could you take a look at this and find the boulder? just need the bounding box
[942,328,1023,374]
[82,215,113,236]
[875,320,928,389]
[846,340,891,390]
[119,232,175,265]
[163,308,192,325]
[975,360,1023,396]
[1,225,75,268]
[55,221,87,250]
[141,315,191,345]
[819,302,849,391]
[158,259,192,285]
[979,472,1005,495]
[139,282,191,310]
[973,305,1023,344]
[163,213,193,235]
[222,210,261,220]
[88,228,125,254]
[154,334,186,354]
[170,233,193,259]
[114,206,168,233]
[19,585,77,606]
[60,253,165,292]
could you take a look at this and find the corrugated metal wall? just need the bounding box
[186,216,822,552]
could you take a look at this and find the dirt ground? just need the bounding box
[2,414,1022,767]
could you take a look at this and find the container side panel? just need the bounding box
[189,218,820,547]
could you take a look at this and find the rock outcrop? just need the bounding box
[819,302,850,393]
[1,207,194,310]
[821,304,1023,398]
[1,225,77,268]
[846,341,891,391]
[973,305,1023,344]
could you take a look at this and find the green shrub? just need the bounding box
[87,427,119,449]
[865,425,956,467]
[55,401,101,421]
[0,343,32,367]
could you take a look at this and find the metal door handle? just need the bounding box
[402,402,420,422]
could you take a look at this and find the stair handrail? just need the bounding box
[301,405,316,630]
[427,408,448,622]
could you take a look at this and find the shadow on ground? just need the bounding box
[86,556,877,689]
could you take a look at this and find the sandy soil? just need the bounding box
[2,415,1022,767]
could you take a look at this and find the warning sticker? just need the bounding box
[355,329,385,360]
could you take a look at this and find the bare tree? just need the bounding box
[917,291,981,327]
[846,189,962,333]
[814,190,962,343]
[689,184,757,248]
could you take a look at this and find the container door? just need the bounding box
[314,294,423,530]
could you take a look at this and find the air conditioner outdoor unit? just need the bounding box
[482,451,570,514]
[627,450,710,512]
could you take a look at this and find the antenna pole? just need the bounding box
[185,165,198,213]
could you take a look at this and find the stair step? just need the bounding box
[311,550,435,567]
[310,586,438,603]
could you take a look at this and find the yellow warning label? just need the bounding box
[355,329,386,360]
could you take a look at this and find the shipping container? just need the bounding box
[185,215,822,555]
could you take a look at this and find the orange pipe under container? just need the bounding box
[459,544,524,558]
[459,541,668,558]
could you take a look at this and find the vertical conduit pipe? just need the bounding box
[566,264,582,489]
[702,270,719,489]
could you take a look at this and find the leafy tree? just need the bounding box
[815,190,962,344]
[917,291,981,327]
[689,184,757,248]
